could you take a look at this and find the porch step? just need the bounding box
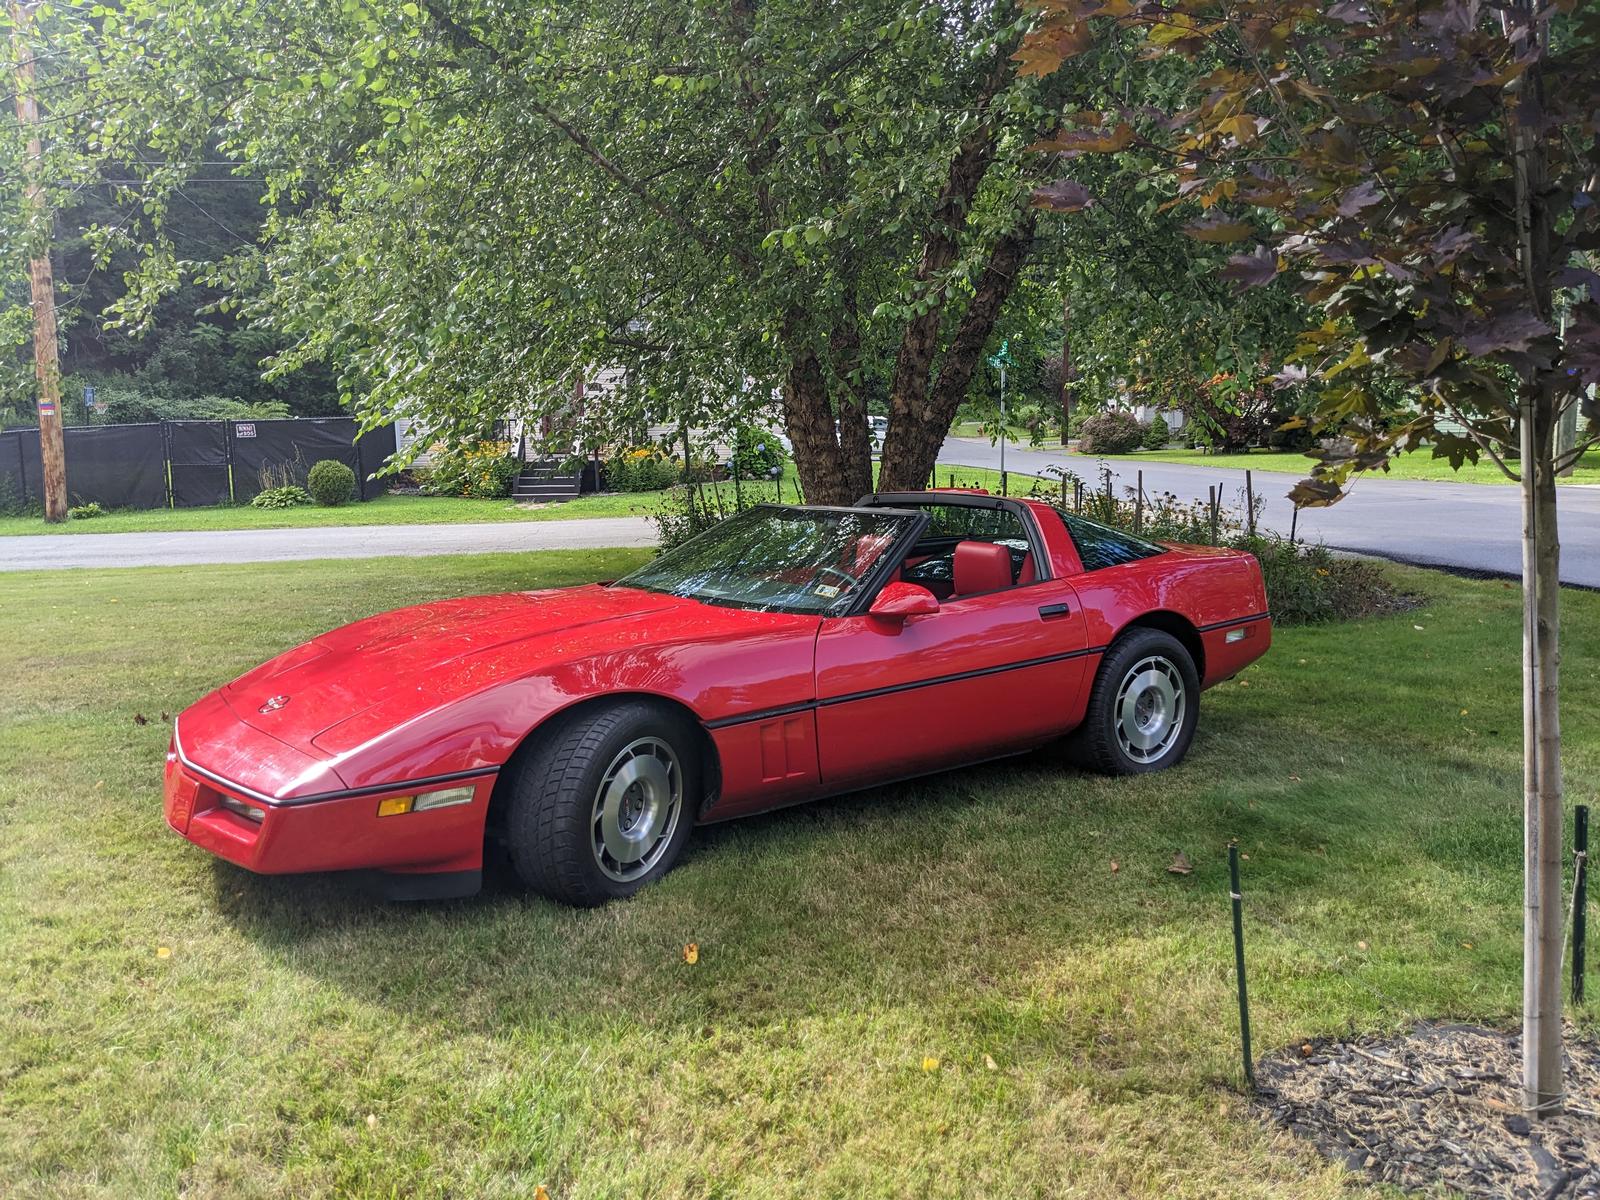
[512,463,580,503]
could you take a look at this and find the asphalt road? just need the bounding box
[934,436,1600,588]
[4,442,1594,585]
[0,516,658,572]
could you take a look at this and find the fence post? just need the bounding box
[1245,469,1255,536]
[1229,842,1256,1091]
[1209,486,1219,543]
[1576,805,1590,1006]
[1135,469,1144,533]
[1289,503,1299,547]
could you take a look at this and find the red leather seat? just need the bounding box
[1016,551,1036,585]
[952,540,1014,597]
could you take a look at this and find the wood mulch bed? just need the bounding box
[1256,1023,1598,1198]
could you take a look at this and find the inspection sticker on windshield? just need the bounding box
[814,584,841,598]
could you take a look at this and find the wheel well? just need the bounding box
[484,693,723,839]
[1119,611,1205,678]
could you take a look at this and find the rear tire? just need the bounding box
[1068,628,1199,775]
[505,701,699,906]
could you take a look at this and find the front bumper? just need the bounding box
[163,736,494,879]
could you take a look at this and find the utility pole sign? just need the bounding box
[11,0,68,522]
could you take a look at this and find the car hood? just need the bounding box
[216,584,693,755]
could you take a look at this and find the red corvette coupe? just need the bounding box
[164,490,1270,905]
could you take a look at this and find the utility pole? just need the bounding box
[1060,294,1072,441]
[11,0,68,522]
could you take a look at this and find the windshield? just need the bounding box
[613,505,920,615]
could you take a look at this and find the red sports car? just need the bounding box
[164,490,1270,905]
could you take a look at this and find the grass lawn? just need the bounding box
[4,552,1596,1198]
[0,464,1046,537]
[951,420,1064,448]
[1095,445,1600,486]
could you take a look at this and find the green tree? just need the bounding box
[1023,0,1600,1116]
[16,0,1122,502]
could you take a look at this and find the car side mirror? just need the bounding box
[868,582,940,621]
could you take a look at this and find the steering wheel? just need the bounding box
[814,565,859,589]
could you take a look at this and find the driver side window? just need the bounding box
[898,504,1035,602]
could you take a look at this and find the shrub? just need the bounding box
[606,449,680,492]
[1011,403,1053,446]
[421,439,521,498]
[1142,417,1171,450]
[251,485,312,509]
[67,502,105,520]
[730,427,785,479]
[1032,472,1418,625]
[1076,411,1144,455]
[306,459,357,506]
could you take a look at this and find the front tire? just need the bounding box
[1069,628,1200,775]
[505,701,699,906]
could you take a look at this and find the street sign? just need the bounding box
[235,423,257,438]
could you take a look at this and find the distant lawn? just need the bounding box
[0,462,1047,536]
[951,420,1064,448]
[2,550,1596,1198]
[1094,445,1600,486]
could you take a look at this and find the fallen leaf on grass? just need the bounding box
[133,713,148,726]
[1167,851,1194,875]
[1109,860,1120,873]
[1414,624,1426,631]
[156,946,171,959]
[922,1056,941,1072]
[534,1187,551,1200]
[681,942,699,965]
[365,1113,378,1130]
[984,1054,998,1071]
[1357,940,1369,951]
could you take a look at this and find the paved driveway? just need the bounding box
[0,516,658,572]
[935,436,1600,587]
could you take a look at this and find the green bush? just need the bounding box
[1076,411,1145,455]
[1032,474,1417,626]
[606,449,680,492]
[67,502,105,520]
[420,439,521,498]
[1142,417,1171,450]
[730,427,785,479]
[251,485,312,509]
[1066,406,1096,439]
[306,459,357,506]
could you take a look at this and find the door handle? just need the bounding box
[1037,602,1071,618]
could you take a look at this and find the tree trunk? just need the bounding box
[829,282,874,502]
[1521,383,1565,1116]
[878,212,1036,491]
[780,340,853,506]
[1503,0,1563,1117]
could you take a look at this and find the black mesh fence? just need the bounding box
[229,417,361,502]
[0,418,395,511]
[166,421,232,508]
[356,422,397,500]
